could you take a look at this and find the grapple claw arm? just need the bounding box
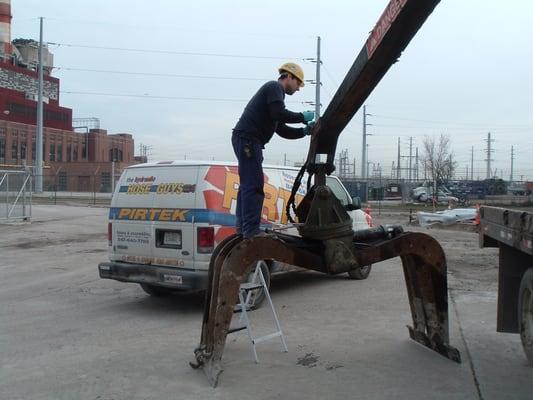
[192,230,460,387]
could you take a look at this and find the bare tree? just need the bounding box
[421,134,457,206]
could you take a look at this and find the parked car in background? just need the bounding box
[412,185,458,204]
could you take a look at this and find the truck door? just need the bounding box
[110,168,155,264]
[149,166,198,269]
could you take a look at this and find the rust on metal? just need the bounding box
[192,229,460,387]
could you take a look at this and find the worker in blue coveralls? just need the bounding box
[232,62,315,239]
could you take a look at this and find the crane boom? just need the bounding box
[308,0,440,172]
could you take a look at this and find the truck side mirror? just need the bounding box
[349,196,361,210]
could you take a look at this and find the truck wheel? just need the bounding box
[347,264,372,280]
[242,261,271,309]
[140,283,173,297]
[519,268,533,364]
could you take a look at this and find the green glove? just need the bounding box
[302,110,315,123]
[303,121,316,136]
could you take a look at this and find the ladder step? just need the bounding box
[252,331,282,344]
[228,323,247,334]
[239,282,264,291]
[233,304,253,313]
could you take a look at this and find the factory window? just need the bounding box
[109,148,116,162]
[67,144,72,161]
[82,142,87,160]
[100,172,111,192]
[45,109,68,122]
[20,143,26,161]
[32,141,36,161]
[58,172,67,191]
[73,147,78,161]
[57,143,62,162]
[109,147,124,162]
[12,140,18,161]
[0,137,5,163]
[8,102,35,118]
[49,143,55,162]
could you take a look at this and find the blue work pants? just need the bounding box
[231,133,264,238]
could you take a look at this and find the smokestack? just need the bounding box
[0,0,11,61]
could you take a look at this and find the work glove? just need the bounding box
[302,110,315,123]
[303,121,316,136]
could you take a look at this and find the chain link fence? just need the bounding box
[31,170,121,205]
[0,168,32,222]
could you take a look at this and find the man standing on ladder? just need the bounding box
[231,62,315,239]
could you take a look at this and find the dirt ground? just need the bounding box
[371,210,499,293]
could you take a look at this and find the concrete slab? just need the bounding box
[0,205,531,399]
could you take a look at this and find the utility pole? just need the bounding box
[485,132,494,179]
[470,146,474,181]
[415,147,419,181]
[361,105,372,179]
[35,17,44,193]
[366,144,370,180]
[304,37,322,118]
[315,36,321,118]
[408,136,413,181]
[510,146,514,182]
[396,137,401,180]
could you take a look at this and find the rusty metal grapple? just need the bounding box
[191,220,461,386]
[191,0,461,386]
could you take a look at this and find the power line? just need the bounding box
[48,42,305,60]
[61,90,313,105]
[55,66,268,81]
[42,17,314,39]
[60,91,248,102]
[372,113,533,129]
[321,64,340,88]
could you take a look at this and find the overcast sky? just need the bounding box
[12,0,533,180]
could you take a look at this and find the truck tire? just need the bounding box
[347,264,372,280]
[140,283,173,297]
[242,261,271,309]
[518,268,533,364]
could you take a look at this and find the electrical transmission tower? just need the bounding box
[484,132,495,179]
[139,143,152,162]
[361,105,372,179]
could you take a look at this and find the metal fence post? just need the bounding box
[5,173,8,219]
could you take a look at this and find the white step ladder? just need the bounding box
[229,261,288,363]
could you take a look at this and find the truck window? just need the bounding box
[326,177,350,206]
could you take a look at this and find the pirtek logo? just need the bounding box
[117,208,189,221]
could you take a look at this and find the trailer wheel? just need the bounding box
[519,268,533,364]
[140,283,173,297]
[347,264,372,280]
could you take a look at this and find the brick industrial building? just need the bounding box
[0,0,142,192]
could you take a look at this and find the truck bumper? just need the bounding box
[98,261,209,292]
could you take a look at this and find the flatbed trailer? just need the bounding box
[479,206,533,363]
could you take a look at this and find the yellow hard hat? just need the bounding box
[278,62,305,87]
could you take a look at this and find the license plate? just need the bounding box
[163,274,183,284]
